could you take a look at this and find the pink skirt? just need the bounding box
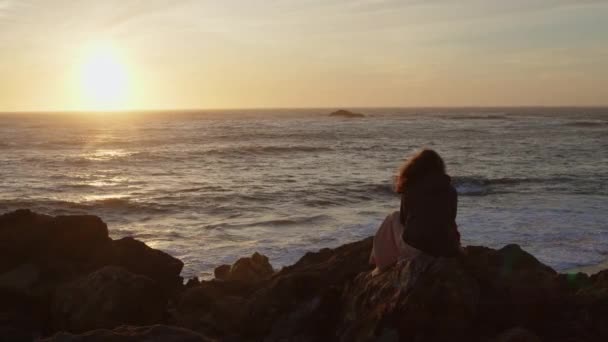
[370,211,421,273]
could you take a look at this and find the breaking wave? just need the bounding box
[452,176,578,196]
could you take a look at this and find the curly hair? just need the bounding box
[395,149,446,193]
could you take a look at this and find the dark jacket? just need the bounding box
[400,173,460,257]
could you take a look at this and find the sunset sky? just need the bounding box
[1,0,607,111]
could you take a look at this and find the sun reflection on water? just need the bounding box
[82,149,132,161]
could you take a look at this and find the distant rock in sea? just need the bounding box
[328,109,365,118]
[2,209,608,341]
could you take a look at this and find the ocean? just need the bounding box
[1,108,606,279]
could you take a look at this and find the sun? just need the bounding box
[78,42,131,111]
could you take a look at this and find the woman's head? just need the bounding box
[395,149,446,193]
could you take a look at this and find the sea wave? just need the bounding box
[562,121,608,128]
[202,214,330,230]
[443,114,509,120]
[0,197,174,215]
[201,145,332,156]
[18,151,155,165]
[0,141,18,149]
[452,176,578,196]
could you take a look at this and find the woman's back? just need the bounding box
[400,173,460,257]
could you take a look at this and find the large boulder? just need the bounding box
[40,325,216,342]
[0,210,183,295]
[0,210,186,338]
[214,252,274,283]
[339,253,479,342]
[0,209,111,276]
[461,245,564,337]
[51,266,166,333]
[111,237,184,293]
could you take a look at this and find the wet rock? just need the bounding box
[40,325,216,342]
[51,266,166,333]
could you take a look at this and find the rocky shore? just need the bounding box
[1,209,606,341]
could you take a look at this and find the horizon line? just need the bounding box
[2,105,608,114]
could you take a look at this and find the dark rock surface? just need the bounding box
[489,327,542,342]
[339,253,479,341]
[1,209,608,341]
[214,252,274,283]
[111,237,184,293]
[51,266,166,333]
[328,109,365,118]
[0,209,183,339]
[40,325,215,342]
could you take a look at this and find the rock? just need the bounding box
[0,263,40,292]
[558,272,592,293]
[0,211,183,294]
[176,237,373,340]
[245,237,374,339]
[0,210,189,337]
[0,287,45,341]
[214,252,274,283]
[176,279,257,338]
[328,109,365,118]
[4,209,608,341]
[185,277,201,288]
[213,265,230,280]
[573,269,608,339]
[40,325,216,342]
[0,325,36,342]
[52,266,166,333]
[339,253,479,342]
[461,244,563,336]
[0,209,111,275]
[489,327,541,342]
[111,237,184,293]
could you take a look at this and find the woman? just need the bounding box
[370,149,461,274]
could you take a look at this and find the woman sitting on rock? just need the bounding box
[370,149,461,274]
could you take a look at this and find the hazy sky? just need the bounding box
[1,0,607,111]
